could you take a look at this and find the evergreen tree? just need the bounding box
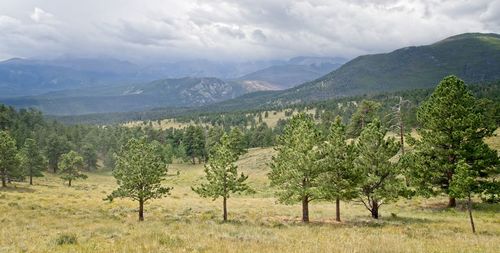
[318,117,360,221]
[18,138,46,185]
[228,128,247,156]
[206,127,225,157]
[192,133,250,221]
[0,131,19,187]
[184,125,206,164]
[354,119,403,219]
[269,113,322,223]
[449,161,479,233]
[59,151,87,187]
[81,143,98,170]
[408,76,499,207]
[45,134,70,173]
[347,100,381,137]
[106,138,172,221]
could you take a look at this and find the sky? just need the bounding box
[0,0,499,63]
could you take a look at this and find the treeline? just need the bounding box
[1,76,498,234]
[55,81,500,127]
[0,104,277,186]
[104,76,499,233]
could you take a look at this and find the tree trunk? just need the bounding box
[29,175,33,185]
[191,156,195,165]
[335,197,341,222]
[448,197,456,208]
[223,196,228,221]
[1,173,6,188]
[467,194,476,234]
[68,179,72,187]
[139,198,144,221]
[302,195,309,223]
[371,199,379,219]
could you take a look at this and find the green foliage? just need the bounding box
[45,134,71,173]
[18,138,46,184]
[408,76,499,204]
[107,137,172,220]
[449,161,478,199]
[193,133,250,220]
[54,233,78,245]
[354,119,404,218]
[227,128,247,156]
[318,117,360,201]
[347,100,381,137]
[184,125,206,164]
[81,144,98,170]
[58,151,87,186]
[269,113,322,215]
[0,130,20,187]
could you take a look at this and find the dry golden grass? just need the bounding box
[1,147,499,253]
[123,119,208,130]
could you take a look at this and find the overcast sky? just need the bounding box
[0,0,499,62]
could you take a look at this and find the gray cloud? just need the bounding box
[0,0,498,62]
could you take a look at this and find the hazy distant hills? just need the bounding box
[2,77,275,115]
[0,56,342,98]
[0,56,343,115]
[237,57,346,89]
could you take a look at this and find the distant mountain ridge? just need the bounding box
[237,56,346,89]
[0,56,343,98]
[1,77,274,115]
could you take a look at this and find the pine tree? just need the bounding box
[18,138,46,185]
[192,133,250,221]
[59,151,87,187]
[354,119,403,219]
[106,138,172,221]
[45,134,70,173]
[318,116,360,222]
[347,100,381,137]
[408,76,499,207]
[0,131,19,187]
[269,113,322,223]
[228,128,247,156]
[81,143,98,170]
[184,126,206,164]
[449,161,479,233]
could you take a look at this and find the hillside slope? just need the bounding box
[276,33,500,101]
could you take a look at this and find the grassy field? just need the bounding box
[1,146,499,253]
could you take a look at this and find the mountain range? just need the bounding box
[1,33,499,117]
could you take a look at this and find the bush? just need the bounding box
[55,233,78,245]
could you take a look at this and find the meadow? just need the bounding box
[1,147,499,253]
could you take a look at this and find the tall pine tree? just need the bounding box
[269,113,322,223]
[354,119,403,219]
[408,76,499,207]
[0,131,19,187]
[192,133,250,221]
[318,116,360,222]
[107,138,172,221]
[18,138,46,185]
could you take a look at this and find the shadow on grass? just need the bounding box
[261,213,438,229]
[0,185,36,193]
[421,200,500,213]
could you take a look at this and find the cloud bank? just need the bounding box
[0,0,498,62]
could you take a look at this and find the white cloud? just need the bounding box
[30,7,54,23]
[0,0,498,62]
